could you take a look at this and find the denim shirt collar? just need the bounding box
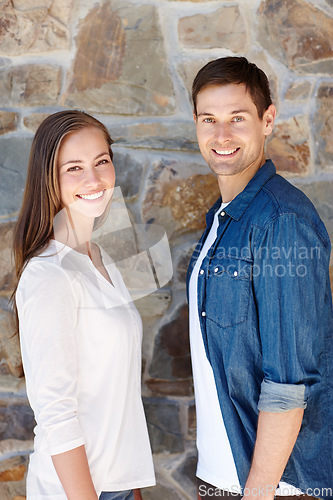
[206,159,276,225]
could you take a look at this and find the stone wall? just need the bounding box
[0,0,332,498]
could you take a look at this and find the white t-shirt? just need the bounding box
[16,239,155,499]
[189,203,301,496]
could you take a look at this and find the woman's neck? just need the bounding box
[53,206,94,257]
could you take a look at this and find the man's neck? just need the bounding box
[217,157,266,202]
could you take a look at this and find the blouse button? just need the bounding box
[201,311,206,317]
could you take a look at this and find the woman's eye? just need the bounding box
[97,159,108,165]
[204,117,214,123]
[67,166,81,172]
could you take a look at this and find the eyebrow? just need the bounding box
[59,152,110,168]
[197,109,251,117]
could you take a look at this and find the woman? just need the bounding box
[12,110,155,500]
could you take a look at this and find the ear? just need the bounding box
[263,104,276,137]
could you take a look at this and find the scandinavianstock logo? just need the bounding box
[53,186,173,308]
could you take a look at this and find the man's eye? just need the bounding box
[232,116,244,122]
[204,118,214,123]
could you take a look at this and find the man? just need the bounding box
[186,57,333,500]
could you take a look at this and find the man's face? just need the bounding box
[194,83,275,179]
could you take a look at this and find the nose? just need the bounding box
[84,167,101,187]
[214,122,232,142]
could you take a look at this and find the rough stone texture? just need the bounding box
[0,0,332,497]
[113,121,198,152]
[0,0,71,56]
[63,2,175,115]
[0,222,15,293]
[0,304,23,378]
[0,65,61,107]
[266,116,310,174]
[314,83,333,170]
[23,113,50,133]
[143,398,184,454]
[178,6,247,52]
[0,402,34,441]
[112,151,144,199]
[0,456,27,481]
[284,81,312,101]
[149,304,192,381]
[0,138,32,217]
[0,112,17,135]
[258,0,333,73]
[142,159,220,238]
[294,181,333,244]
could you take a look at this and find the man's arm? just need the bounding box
[244,408,304,499]
[52,445,98,500]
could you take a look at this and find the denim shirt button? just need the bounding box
[220,211,226,217]
[201,311,206,317]
[200,269,204,275]
[233,271,238,276]
[214,267,219,273]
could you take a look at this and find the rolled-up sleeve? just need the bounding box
[258,379,307,412]
[17,261,85,455]
[252,213,331,412]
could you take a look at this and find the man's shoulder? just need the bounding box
[256,173,321,224]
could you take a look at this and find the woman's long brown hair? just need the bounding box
[11,110,114,334]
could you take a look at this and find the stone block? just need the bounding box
[0,137,32,218]
[63,1,175,115]
[0,222,16,293]
[171,453,197,498]
[0,303,23,378]
[23,113,50,133]
[0,0,71,56]
[0,112,17,135]
[146,379,193,397]
[258,0,333,73]
[284,81,312,101]
[142,159,220,238]
[266,116,310,175]
[0,65,61,107]
[0,456,27,481]
[135,290,171,319]
[112,151,144,199]
[314,83,333,170]
[0,402,34,441]
[293,180,333,246]
[113,121,198,152]
[143,398,184,454]
[149,304,192,381]
[179,6,247,52]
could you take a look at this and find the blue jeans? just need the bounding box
[99,491,134,500]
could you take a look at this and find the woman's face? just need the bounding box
[58,126,115,218]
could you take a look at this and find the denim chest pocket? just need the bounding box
[205,258,252,328]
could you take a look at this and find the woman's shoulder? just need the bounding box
[18,240,78,293]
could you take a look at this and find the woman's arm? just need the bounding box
[52,445,98,500]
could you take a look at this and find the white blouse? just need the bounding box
[16,239,155,499]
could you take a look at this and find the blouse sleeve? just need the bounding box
[16,260,85,455]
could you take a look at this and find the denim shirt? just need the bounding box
[186,160,333,498]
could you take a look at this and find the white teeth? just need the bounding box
[78,190,104,200]
[215,148,238,155]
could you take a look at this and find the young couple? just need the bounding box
[13,57,332,500]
